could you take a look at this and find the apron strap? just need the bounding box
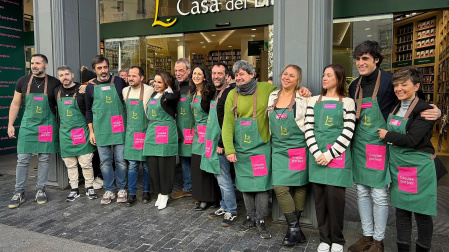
[43,75,48,96]
[26,75,33,96]
[317,94,323,104]
[125,87,131,102]
[139,83,144,101]
[57,89,61,101]
[372,70,382,100]
[215,83,229,104]
[355,77,363,120]
[73,91,77,100]
[252,88,257,121]
[403,96,419,121]
[231,91,238,121]
[110,75,115,85]
[26,75,48,96]
[338,96,342,104]
[287,91,296,111]
[266,90,296,118]
[88,79,97,88]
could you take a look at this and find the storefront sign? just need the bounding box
[153,0,272,27]
[414,57,435,65]
[392,60,412,68]
[0,0,24,155]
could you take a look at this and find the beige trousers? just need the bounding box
[62,152,94,189]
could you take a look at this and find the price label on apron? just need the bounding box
[197,125,207,143]
[389,119,402,126]
[71,128,86,145]
[205,140,213,159]
[111,115,125,133]
[288,148,306,171]
[366,144,386,170]
[398,167,418,193]
[251,154,268,176]
[64,100,73,105]
[327,144,345,168]
[38,125,53,142]
[361,103,372,108]
[183,129,194,144]
[133,132,145,149]
[155,126,169,144]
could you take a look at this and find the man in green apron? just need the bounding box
[202,63,237,227]
[172,58,194,199]
[348,41,442,252]
[8,54,60,208]
[122,66,154,206]
[85,55,128,205]
[55,65,97,202]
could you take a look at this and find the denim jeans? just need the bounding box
[128,160,149,195]
[97,144,127,192]
[395,207,433,249]
[242,191,269,221]
[180,156,192,192]
[15,153,51,193]
[215,154,237,214]
[356,183,389,241]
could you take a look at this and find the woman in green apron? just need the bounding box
[304,64,356,252]
[143,72,179,210]
[377,67,439,252]
[267,64,309,246]
[189,65,220,211]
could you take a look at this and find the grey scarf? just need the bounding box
[236,78,257,95]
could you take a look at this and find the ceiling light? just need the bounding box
[192,52,195,55]
[406,14,410,17]
[200,41,204,44]
[211,34,216,37]
[200,32,212,43]
[396,18,401,21]
[176,39,180,41]
[251,35,256,37]
[202,46,206,48]
[367,35,372,37]
[155,53,157,55]
[412,12,417,15]
[160,54,164,55]
[251,28,256,31]
[365,28,370,31]
[228,46,232,48]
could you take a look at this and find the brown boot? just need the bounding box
[367,240,384,252]
[348,236,373,252]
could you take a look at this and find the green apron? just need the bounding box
[352,72,391,188]
[191,94,208,156]
[17,75,59,154]
[232,88,272,192]
[388,97,437,216]
[268,91,308,186]
[308,95,353,188]
[57,89,96,158]
[143,96,178,156]
[200,85,228,174]
[124,85,147,161]
[176,90,194,157]
[90,76,126,147]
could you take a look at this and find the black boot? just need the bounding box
[397,242,411,252]
[295,210,307,243]
[282,212,301,246]
[416,243,430,252]
[142,192,151,204]
[125,194,137,207]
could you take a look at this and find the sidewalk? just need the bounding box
[0,154,448,252]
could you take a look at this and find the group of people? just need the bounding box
[7,40,446,252]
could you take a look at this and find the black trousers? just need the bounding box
[396,207,433,248]
[314,183,346,246]
[147,156,176,195]
[191,154,220,202]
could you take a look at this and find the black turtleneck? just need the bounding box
[175,79,192,96]
[359,68,379,98]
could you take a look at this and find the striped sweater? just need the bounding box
[304,95,356,162]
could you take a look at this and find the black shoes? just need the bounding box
[282,212,306,246]
[194,202,209,211]
[142,192,151,204]
[126,194,137,207]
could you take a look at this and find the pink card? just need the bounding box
[324,104,336,109]
[180,97,186,101]
[133,132,145,149]
[366,144,386,170]
[183,129,194,145]
[155,126,168,144]
[130,101,139,105]
[34,97,43,101]
[361,103,372,108]
[194,99,199,102]
[71,128,86,145]
[150,100,158,104]
[241,121,251,126]
[210,104,215,109]
[205,139,213,158]
[64,100,73,105]
[288,148,306,171]
[110,115,124,133]
[101,86,110,91]
[38,125,53,142]
[398,167,418,194]
[276,113,287,119]
[389,119,402,126]
[251,155,268,176]
[197,125,207,143]
[327,144,345,168]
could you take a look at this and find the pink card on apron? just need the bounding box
[397,167,418,194]
[183,129,194,145]
[361,103,372,108]
[366,144,386,170]
[251,155,268,176]
[288,148,306,171]
[389,119,402,126]
[133,132,145,149]
[205,139,213,158]
[155,126,169,144]
[197,125,207,143]
[241,121,251,126]
[324,104,336,109]
[38,125,53,142]
[327,144,345,168]
[71,128,86,145]
[64,100,73,105]
[180,97,186,101]
[110,115,124,133]
[34,97,43,101]
[150,100,158,104]
[130,101,139,105]
[276,113,287,119]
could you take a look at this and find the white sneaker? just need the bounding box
[155,193,161,207]
[117,189,127,203]
[92,177,103,189]
[330,243,343,252]
[317,242,330,252]
[158,194,169,210]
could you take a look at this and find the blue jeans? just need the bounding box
[180,156,192,192]
[15,153,50,193]
[128,160,150,195]
[356,183,389,241]
[97,144,127,192]
[215,154,237,214]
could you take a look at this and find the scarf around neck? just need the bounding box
[236,78,257,96]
